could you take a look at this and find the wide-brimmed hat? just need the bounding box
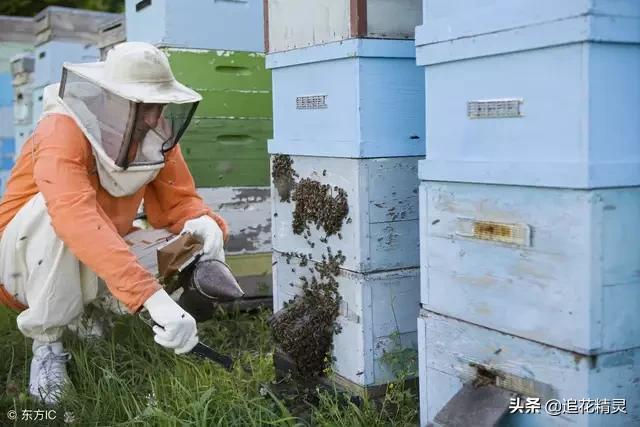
[63,41,201,104]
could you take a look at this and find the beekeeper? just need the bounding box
[0,42,228,405]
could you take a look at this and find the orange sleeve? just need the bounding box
[144,144,229,239]
[32,115,161,313]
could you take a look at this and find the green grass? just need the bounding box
[0,305,418,426]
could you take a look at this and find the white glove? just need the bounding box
[181,215,225,262]
[143,289,198,354]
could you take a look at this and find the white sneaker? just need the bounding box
[29,341,71,406]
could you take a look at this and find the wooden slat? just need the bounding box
[349,0,368,37]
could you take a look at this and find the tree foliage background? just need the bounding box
[0,0,123,17]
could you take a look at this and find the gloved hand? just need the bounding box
[143,289,198,354]
[181,215,225,262]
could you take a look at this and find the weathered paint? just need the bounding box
[266,0,421,53]
[98,17,126,60]
[33,6,119,46]
[197,187,272,254]
[418,312,640,427]
[0,16,35,45]
[10,53,34,87]
[33,41,100,88]
[420,181,640,354]
[267,39,425,158]
[417,0,640,46]
[273,250,419,387]
[271,155,420,273]
[124,0,265,52]
[416,3,640,189]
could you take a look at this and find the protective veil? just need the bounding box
[57,42,201,197]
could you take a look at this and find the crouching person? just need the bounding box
[0,42,227,405]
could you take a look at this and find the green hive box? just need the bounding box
[164,48,273,188]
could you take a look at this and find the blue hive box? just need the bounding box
[416,0,640,189]
[14,123,33,157]
[125,0,264,52]
[0,137,15,170]
[418,311,640,427]
[267,39,425,158]
[33,41,100,89]
[0,73,13,107]
[419,180,640,355]
[0,105,13,138]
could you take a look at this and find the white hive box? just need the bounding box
[419,181,640,355]
[98,17,126,60]
[12,85,33,126]
[267,39,425,158]
[125,0,264,52]
[418,312,640,427]
[10,53,34,87]
[416,2,640,188]
[271,155,420,273]
[33,6,119,46]
[274,250,420,388]
[266,0,421,53]
[33,41,100,88]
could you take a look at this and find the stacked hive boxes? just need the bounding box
[10,53,35,161]
[0,16,34,193]
[97,16,126,60]
[31,7,119,125]
[266,0,424,394]
[416,1,640,425]
[125,0,273,307]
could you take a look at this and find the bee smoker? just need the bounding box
[176,258,245,322]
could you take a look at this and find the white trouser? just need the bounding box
[0,193,167,342]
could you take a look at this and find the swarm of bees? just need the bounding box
[270,156,350,378]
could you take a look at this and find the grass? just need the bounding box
[0,305,418,426]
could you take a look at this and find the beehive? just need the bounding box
[419,181,640,355]
[268,39,424,158]
[274,250,419,388]
[198,187,272,303]
[12,84,33,127]
[33,6,119,46]
[418,311,640,427]
[265,0,421,53]
[163,48,273,187]
[33,41,100,89]
[416,1,640,188]
[125,0,264,52]
[97,17,126,60]
[271,154,420,273]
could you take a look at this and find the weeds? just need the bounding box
[0,305,418,426]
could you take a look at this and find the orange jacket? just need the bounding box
[0,114,228,313]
